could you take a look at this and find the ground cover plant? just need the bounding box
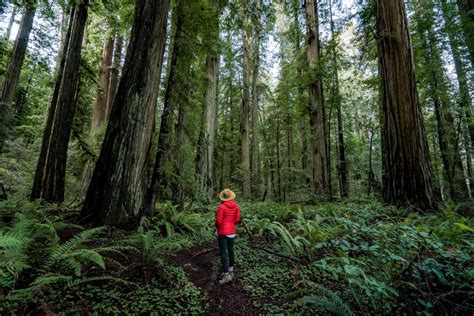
[1,199,472,314]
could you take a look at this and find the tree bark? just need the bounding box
[251,10,261,199]
[286,93,293,200]
[91,32,114,130]
[293,0,310,187]
[81,0,170,225]
[106,33,123,119]
[5,5,17,42]
[173,99,187,210]
[329,0,348,198]
[142,1,183,216]
[0,1,36,151]
[196,0,220,199]
[276,119,282,202]
[241,13,251,199]
[367,128,374,196]
[375,0,438,211]
[31,5,74,201]
[40,0,89,203]
[0,1,35,105]
[80,30,115,196]
[304,0,328,196]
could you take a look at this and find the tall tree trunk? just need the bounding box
[304,0,328,196]
[81,0,170,225]
[54,6,71,74]
[40,0,89,203]
[196,0,220,199]
[91,33,114,130]
[173,100,187,210]
[456,0,474,68]
[431,132,442,192]
[286,94,293,200]
[142,1,183,216]
[367,128,374,196]
[293,0,310,187]
[196,55,219,197]
[251,14,261,199]
[0,1,36,151]
[0,1,35,105]
[5,5,17,42]
[276,119,282,202]
[375,0,438,210]
[329,0,348,198]
[241,17,251,199]
[31,6,74,201]
[440,0,474,149]
[106,33,123,119]
[80,31,115,195]
[417,11,470,202]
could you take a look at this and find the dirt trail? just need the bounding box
[168,244,255,315]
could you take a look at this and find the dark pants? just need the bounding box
[218,235,235,273]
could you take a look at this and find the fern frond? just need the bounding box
[45,226,105,269]
[65,275,136,288]
[71,249,106,270]
[297,285,354,316]
[0,231,28,248]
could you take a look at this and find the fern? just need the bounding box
[268,221,308,257]
[5,274,134,302]
[0,230,30,288]
[45,226,105,270]
[152,204,206,237]
[0,231,28,248]
[297,285,354,316]
[65,275,136,288]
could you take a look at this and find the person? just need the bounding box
[215,188,241,285]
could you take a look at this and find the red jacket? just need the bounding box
[215,200,241,235]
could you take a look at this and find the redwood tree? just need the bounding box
[80,30,115,195]
[375,0,438,210]
[106,33,123,118]
[328,0,348,198]
[241,4,251,199]
[39,0,89,203]
[251,1,261,199]
[196,0,220,199]
[142,0,184,215]
[81,0,170,225]
[304,0,328,195]
[0,0,36,105]
[0,0,36,151]
[30,5,75,201]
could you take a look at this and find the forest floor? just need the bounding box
[1,199,473,314]
[168,243,255,315]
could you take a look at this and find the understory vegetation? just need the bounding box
[1,198,472,314]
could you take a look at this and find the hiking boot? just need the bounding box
[219,272,233,285]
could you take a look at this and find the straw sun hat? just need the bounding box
[218,188,236,201]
